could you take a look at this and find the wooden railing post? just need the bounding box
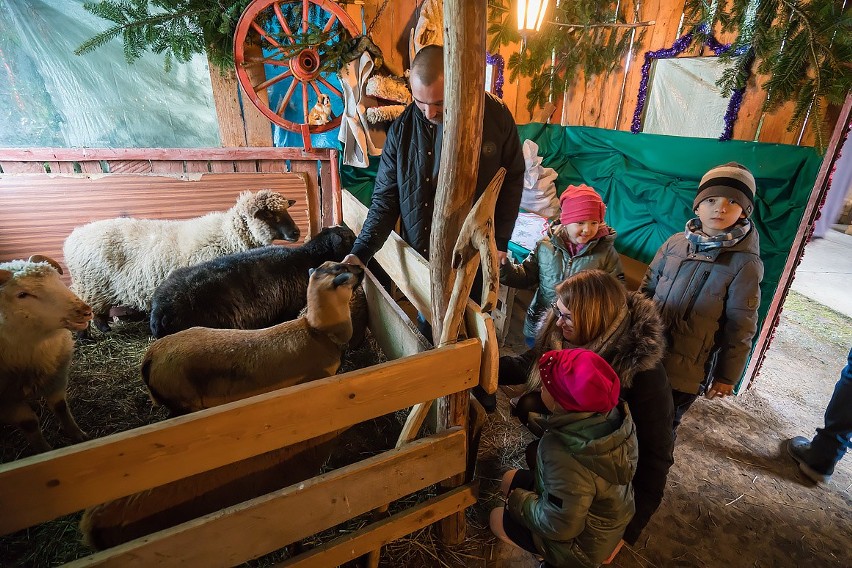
[430,0,487,546]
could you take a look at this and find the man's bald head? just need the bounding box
[411,45,444,86]
[410,45,445,124]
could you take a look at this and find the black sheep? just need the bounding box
[150,226,356,338]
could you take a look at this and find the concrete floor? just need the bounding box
[790,227,852,318]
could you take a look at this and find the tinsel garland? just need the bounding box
[486,51,505,99]
[631,24,752,140]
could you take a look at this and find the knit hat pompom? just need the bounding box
[559,184,606,225]
[694,162,756,217]
[538,349,620,414]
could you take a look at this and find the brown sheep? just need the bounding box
[141,261,365,414]
[0,255,92,452]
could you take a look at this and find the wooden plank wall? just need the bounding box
[359,0,828,146]
[0,148,342,278]
[0,173,310,282]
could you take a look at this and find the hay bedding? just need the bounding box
[0,320,533,567]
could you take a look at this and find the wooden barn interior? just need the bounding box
[0,0,850,567]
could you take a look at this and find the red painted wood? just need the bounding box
[743,93,852,389]
[0,173,311,284]
[0,147,335,162]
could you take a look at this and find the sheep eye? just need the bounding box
[17,291,31,299]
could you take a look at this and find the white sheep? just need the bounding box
[63,190,301,332]
[141,261,365,414]
[0,255,92,453]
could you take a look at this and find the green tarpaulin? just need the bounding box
[340,125,822,383]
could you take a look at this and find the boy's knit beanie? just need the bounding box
[559,184,606,225]
[539,349,620,413]
[693,162,757,217]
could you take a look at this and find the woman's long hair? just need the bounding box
[533,269,628,354]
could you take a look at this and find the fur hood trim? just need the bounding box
[536,291,665,389]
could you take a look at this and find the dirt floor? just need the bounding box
[1,288,850,567]
[435,288,852,568]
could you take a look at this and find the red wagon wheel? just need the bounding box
[234,0,360,144]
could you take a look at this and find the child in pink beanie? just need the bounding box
[490,349,638,567]
[501,184,624,346]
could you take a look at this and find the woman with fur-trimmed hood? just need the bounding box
[505,269,674,554]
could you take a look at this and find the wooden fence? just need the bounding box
[0,148,488,566]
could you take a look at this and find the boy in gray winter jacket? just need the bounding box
[490,349,638,568]
[641,163,764,432]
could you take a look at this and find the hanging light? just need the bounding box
[517,0,549,34]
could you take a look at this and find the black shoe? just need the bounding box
[787,436,833,483]
[471,385,497,413]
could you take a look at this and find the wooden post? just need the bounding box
[207,59,247,147]
[430,0,487,546]
[207,40,274,148]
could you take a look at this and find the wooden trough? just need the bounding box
[0,147,494,565]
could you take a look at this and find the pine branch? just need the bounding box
[684,0,851,150]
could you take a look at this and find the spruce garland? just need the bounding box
[685,0,852,150]
[76,0,253,72]
[76,0,356,74]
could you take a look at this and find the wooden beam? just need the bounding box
[341,189,432,320]
[362,268,430,361]
[207,60,247,147]
[65,429,467,568]
[276,483,478,568]
[433,0,487,546]
[0,147,334,162]
[0,341,480,535]
[465,299,499,394]
[240,40,275,147]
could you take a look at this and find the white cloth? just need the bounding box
[337,52,382,168]
[409,0,443,61]
[520,139,559,219]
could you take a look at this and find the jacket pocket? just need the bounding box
[682,271,710,321]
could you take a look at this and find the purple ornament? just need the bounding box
[631,25,752,140]
[486,51,505,99]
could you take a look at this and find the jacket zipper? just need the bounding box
[682,271,710,320]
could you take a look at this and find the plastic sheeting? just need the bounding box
[0,0,219,148]
[642,57,732,139]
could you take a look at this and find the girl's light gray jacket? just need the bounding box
[640,228,763,394]
[500,226,624,338]
[507,403,638,567]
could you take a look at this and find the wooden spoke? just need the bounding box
[234,0,359,137]
[322,13,338,34]
[255,69,293,93]
[273,2,295,41]
[242,55,291,70]
[251,21,284,50]
[302,81,310,123]
[302,0,310,33]
[317,76,343,98]
[276,79,299,116]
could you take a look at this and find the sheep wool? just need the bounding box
[0,256,92,452]
[142,261,365,414]
[63,190,300,330]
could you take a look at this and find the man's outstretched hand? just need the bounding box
[342,254,365,268]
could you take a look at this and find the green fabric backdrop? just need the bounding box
[339,125,822,372]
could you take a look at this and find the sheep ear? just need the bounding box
[287,199,297,208]
[0,269,12,286]
[28,255,63,274]
[332,273,351,287]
